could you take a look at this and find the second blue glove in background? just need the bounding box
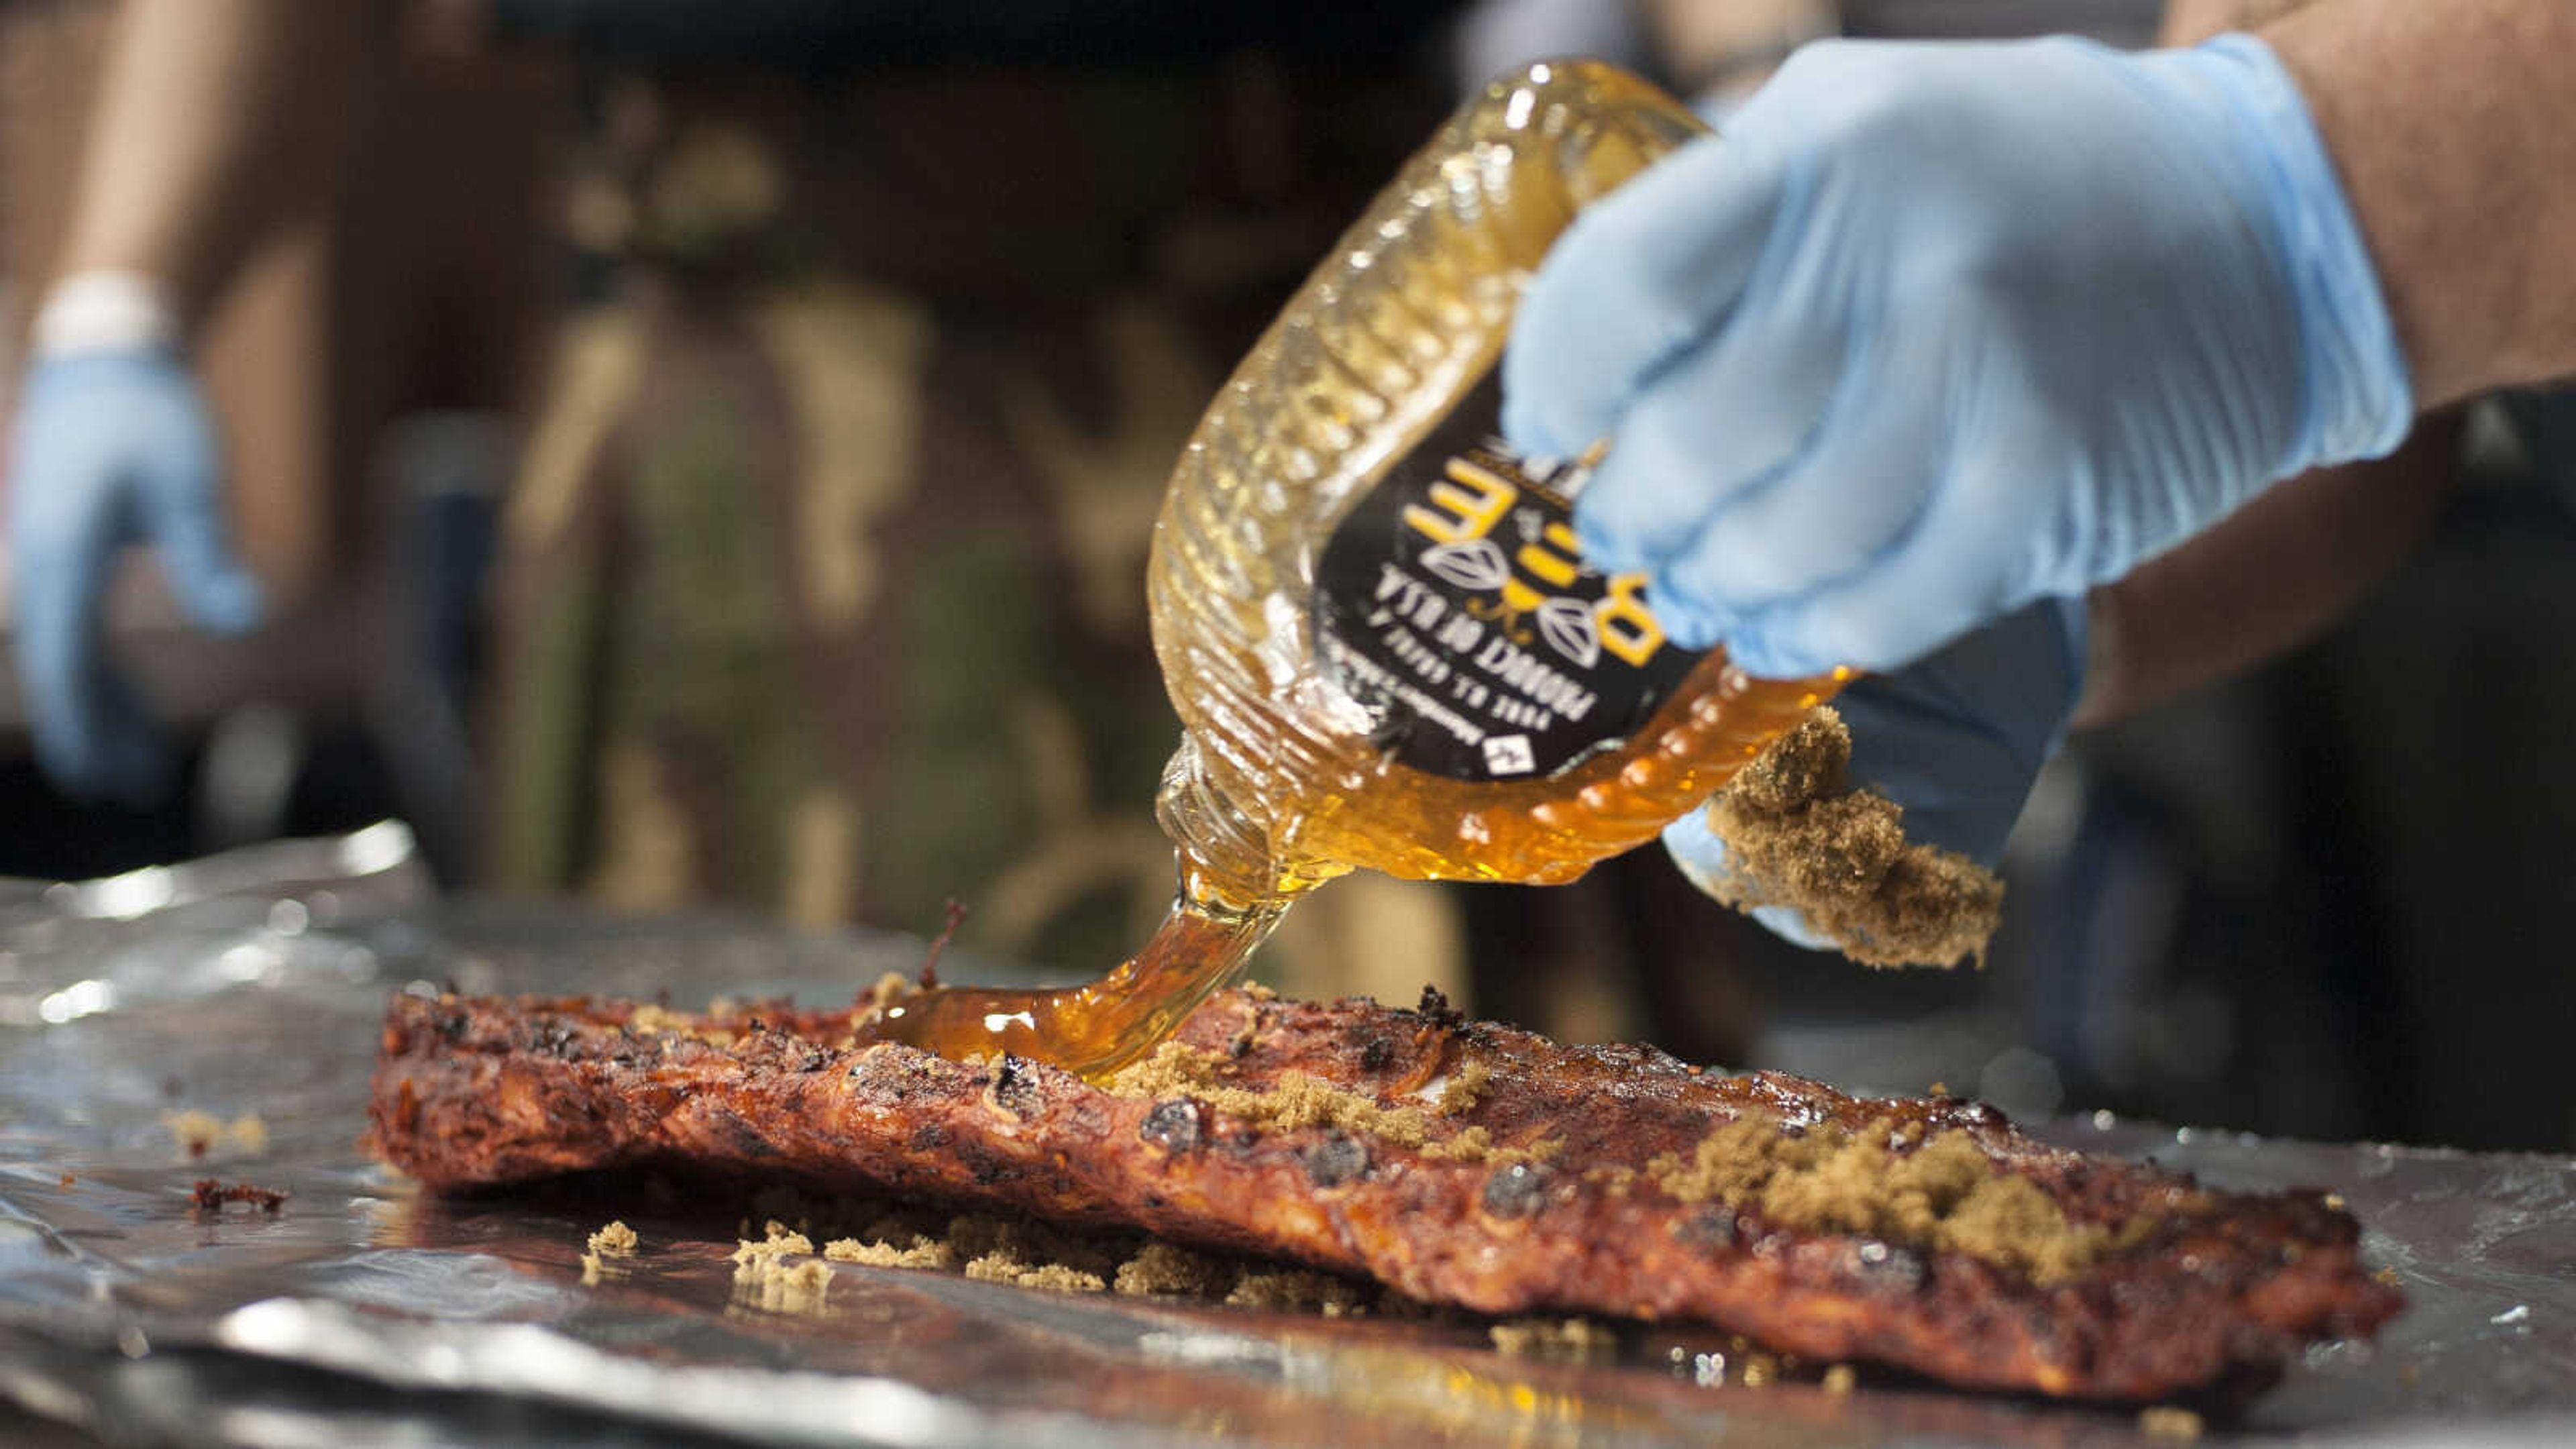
[7,347,261,803]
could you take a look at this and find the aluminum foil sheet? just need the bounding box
[2,827,2573,1448]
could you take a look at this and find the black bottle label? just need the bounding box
[1312,374,1707,782]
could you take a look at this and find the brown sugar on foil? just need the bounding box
[1646,1115,2141,1286]
[966,1254,1105,1293]
[164,1110,267,1161]
[1695,708,2002,969]
[1114,1242,1232,1298]
[785,1192,1371,1312]
[2140,1406,2206,1440]
[953,1213,1111,1294]
[1226,1268,1373,1316]
[731,1222,833,1311]
[1489,1317,1617,1362]
[825,1234,955,1271]
[581,1220,639,1283]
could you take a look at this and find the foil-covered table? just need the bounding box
[2,828,2571,1448]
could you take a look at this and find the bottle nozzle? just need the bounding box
[1156,736,1313,912]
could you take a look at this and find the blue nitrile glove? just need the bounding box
[1503,34,2412,681]
[8,346,260,802]
[1663,597,2082,949]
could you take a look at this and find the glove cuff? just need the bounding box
[32,271,181,359]
[2189,34,2414,470]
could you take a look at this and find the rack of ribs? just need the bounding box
[368,983,2400,1399]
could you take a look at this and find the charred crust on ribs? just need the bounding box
[368,987,2402,1399]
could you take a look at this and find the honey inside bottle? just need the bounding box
[865,62,1843,1078]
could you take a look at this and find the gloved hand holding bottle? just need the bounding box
[8,272,262,802]
[1499,34,2421,942]
[1505,34,2414,682]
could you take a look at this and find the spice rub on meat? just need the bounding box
[367,985,2399,1399]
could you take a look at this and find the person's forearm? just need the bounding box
[59,0,360,327]
[2265,1,2576,406]
[2158,0,2310,47]
[2073,411,2460,729]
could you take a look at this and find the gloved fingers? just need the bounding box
[1659,809,1841,952]
[1648,326,1951,625]
[136,419,260,635]
[1500,131,1785,466]
[1563,294,1853,589]
[1716,458,2040,678]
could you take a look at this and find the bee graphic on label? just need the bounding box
[1401,449,1668,669]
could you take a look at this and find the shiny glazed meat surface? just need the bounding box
[368,985,2400,1398]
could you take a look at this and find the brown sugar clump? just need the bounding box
[2139,1406,2205,1440]
[1106,1042,1554,1165]
[1436,1058,1493,1116]
[582,1220,640,1283]
[1644,1114,2127,1286]
[1108,1045,1431,1148]
[963,1252,1106,1293]
[1226,1268,1371,1317]
[731,1222,835,1311]
[1696,708,2002,969]
[164,1110,264,1161]
[824,1234,955,1270]
[1115,1242,1232,1297]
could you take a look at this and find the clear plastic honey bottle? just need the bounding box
[869,62,1844,1076]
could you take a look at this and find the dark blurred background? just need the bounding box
[5,0,2571,1153]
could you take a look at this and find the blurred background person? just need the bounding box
[7,0,2576,1155]
[2,1,549,877]
[2,0,1481,1003]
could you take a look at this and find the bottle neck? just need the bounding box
[1156,735,1332,914]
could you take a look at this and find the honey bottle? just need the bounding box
[868,62,1844,1076]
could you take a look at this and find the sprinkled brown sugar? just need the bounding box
[1106,1042,1554,1165]
[1645,1114,2133,1285]
[626,1002,694,1034]
[1436,1057,1493,1116]
[1695,708,2003,969]
[1109,1044,1431,1146]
